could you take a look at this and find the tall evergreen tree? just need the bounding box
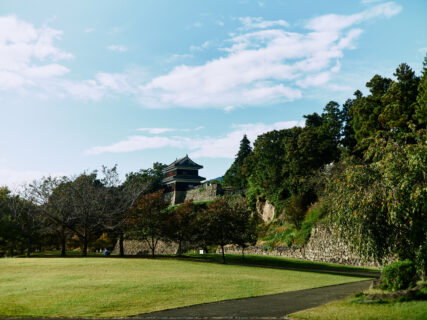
[379,63,420,131]
[223,135,252,190]
[416,54,427,126]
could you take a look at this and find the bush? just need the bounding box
[381,260,417,291]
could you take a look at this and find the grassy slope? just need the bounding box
[0,257,368,318]
[289,296,427,320]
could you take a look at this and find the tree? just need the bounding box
[327,129,426,276]
[223,135,252,190]
[0,187,20,256]
[61,172,110,256]
[340,98,357,151]
[28,177,75,257]
[415,54,427,126]
[379,63,420,131]
[165,200,198,256]
[227,196,257,258]
[125,190,169,257]
[246,128,301,208]
[101,166,151,256]
[198,198,237,263]
[350,75,392,142]
[8,188,44,257]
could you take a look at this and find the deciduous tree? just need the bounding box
[126,190,169,257]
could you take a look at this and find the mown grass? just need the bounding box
[0,257,369,318]
[289,296,427,320]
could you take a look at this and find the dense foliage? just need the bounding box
[381,260,417,291]
[223,135,252,190]
[223,57,426,275]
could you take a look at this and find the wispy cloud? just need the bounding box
[0,2,402,106]
[190,41,212,52]
[361,0,385,4]
[84,28,95,33]
[136,2,401,109]
[107,45,128,52]
[86,121,303,158]
[237,17,289,30]
[136,127,204,134]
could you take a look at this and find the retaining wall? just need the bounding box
[217,224,379,267]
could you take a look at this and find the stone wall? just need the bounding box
[217,224,379,267]
[113,240,179,255]
[164,184,223,205]
[184,184,222,202]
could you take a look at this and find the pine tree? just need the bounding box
[223,135,252,190]
[415,54,427,126]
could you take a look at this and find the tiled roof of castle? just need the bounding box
[163,155,203,173]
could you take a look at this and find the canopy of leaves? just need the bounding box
[327,130,426,271]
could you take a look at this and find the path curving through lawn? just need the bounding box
[133,280,372,319]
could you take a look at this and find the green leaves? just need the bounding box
[328,130,426,270]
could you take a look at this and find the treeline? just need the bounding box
[224,58,426,272]
[0,164,256,262]
[0,164,165,257]
[126,193,256,263]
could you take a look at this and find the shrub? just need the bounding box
[381,260,417,291]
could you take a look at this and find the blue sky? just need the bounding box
[0,0,426,186]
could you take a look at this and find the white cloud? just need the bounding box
[361,0,385,4]
[0,3,402,107]
[0,15,73,90]
[306,2,401,31]
[224,105,236,112]
[84,28,95,33]
[137,128,176,134]
[190,41,211,52]
[166,53,194,63]
[107,45,128,52]
[0,167,59,189]
[238,17,289,30]
[137,126,204,134]
[136,2,400,109]
[86,121,304,158]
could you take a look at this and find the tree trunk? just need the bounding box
[151,238,155,258]
[119,233,125,256]
[242,247,245,260]
[10,246,14,257]
[60,225,66,257]
[82,235,88,257]
[221,245,225,264]
[26,236,31,257]
[178,239,182,256]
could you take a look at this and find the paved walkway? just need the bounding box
[132,280,371,319]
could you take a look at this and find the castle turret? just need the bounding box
[162,155,205,204]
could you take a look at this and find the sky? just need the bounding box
[0,0,426,187]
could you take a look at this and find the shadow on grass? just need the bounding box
[11,250,380,279]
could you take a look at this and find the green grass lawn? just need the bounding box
[289,296,427,320]
[0,257,369,318]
